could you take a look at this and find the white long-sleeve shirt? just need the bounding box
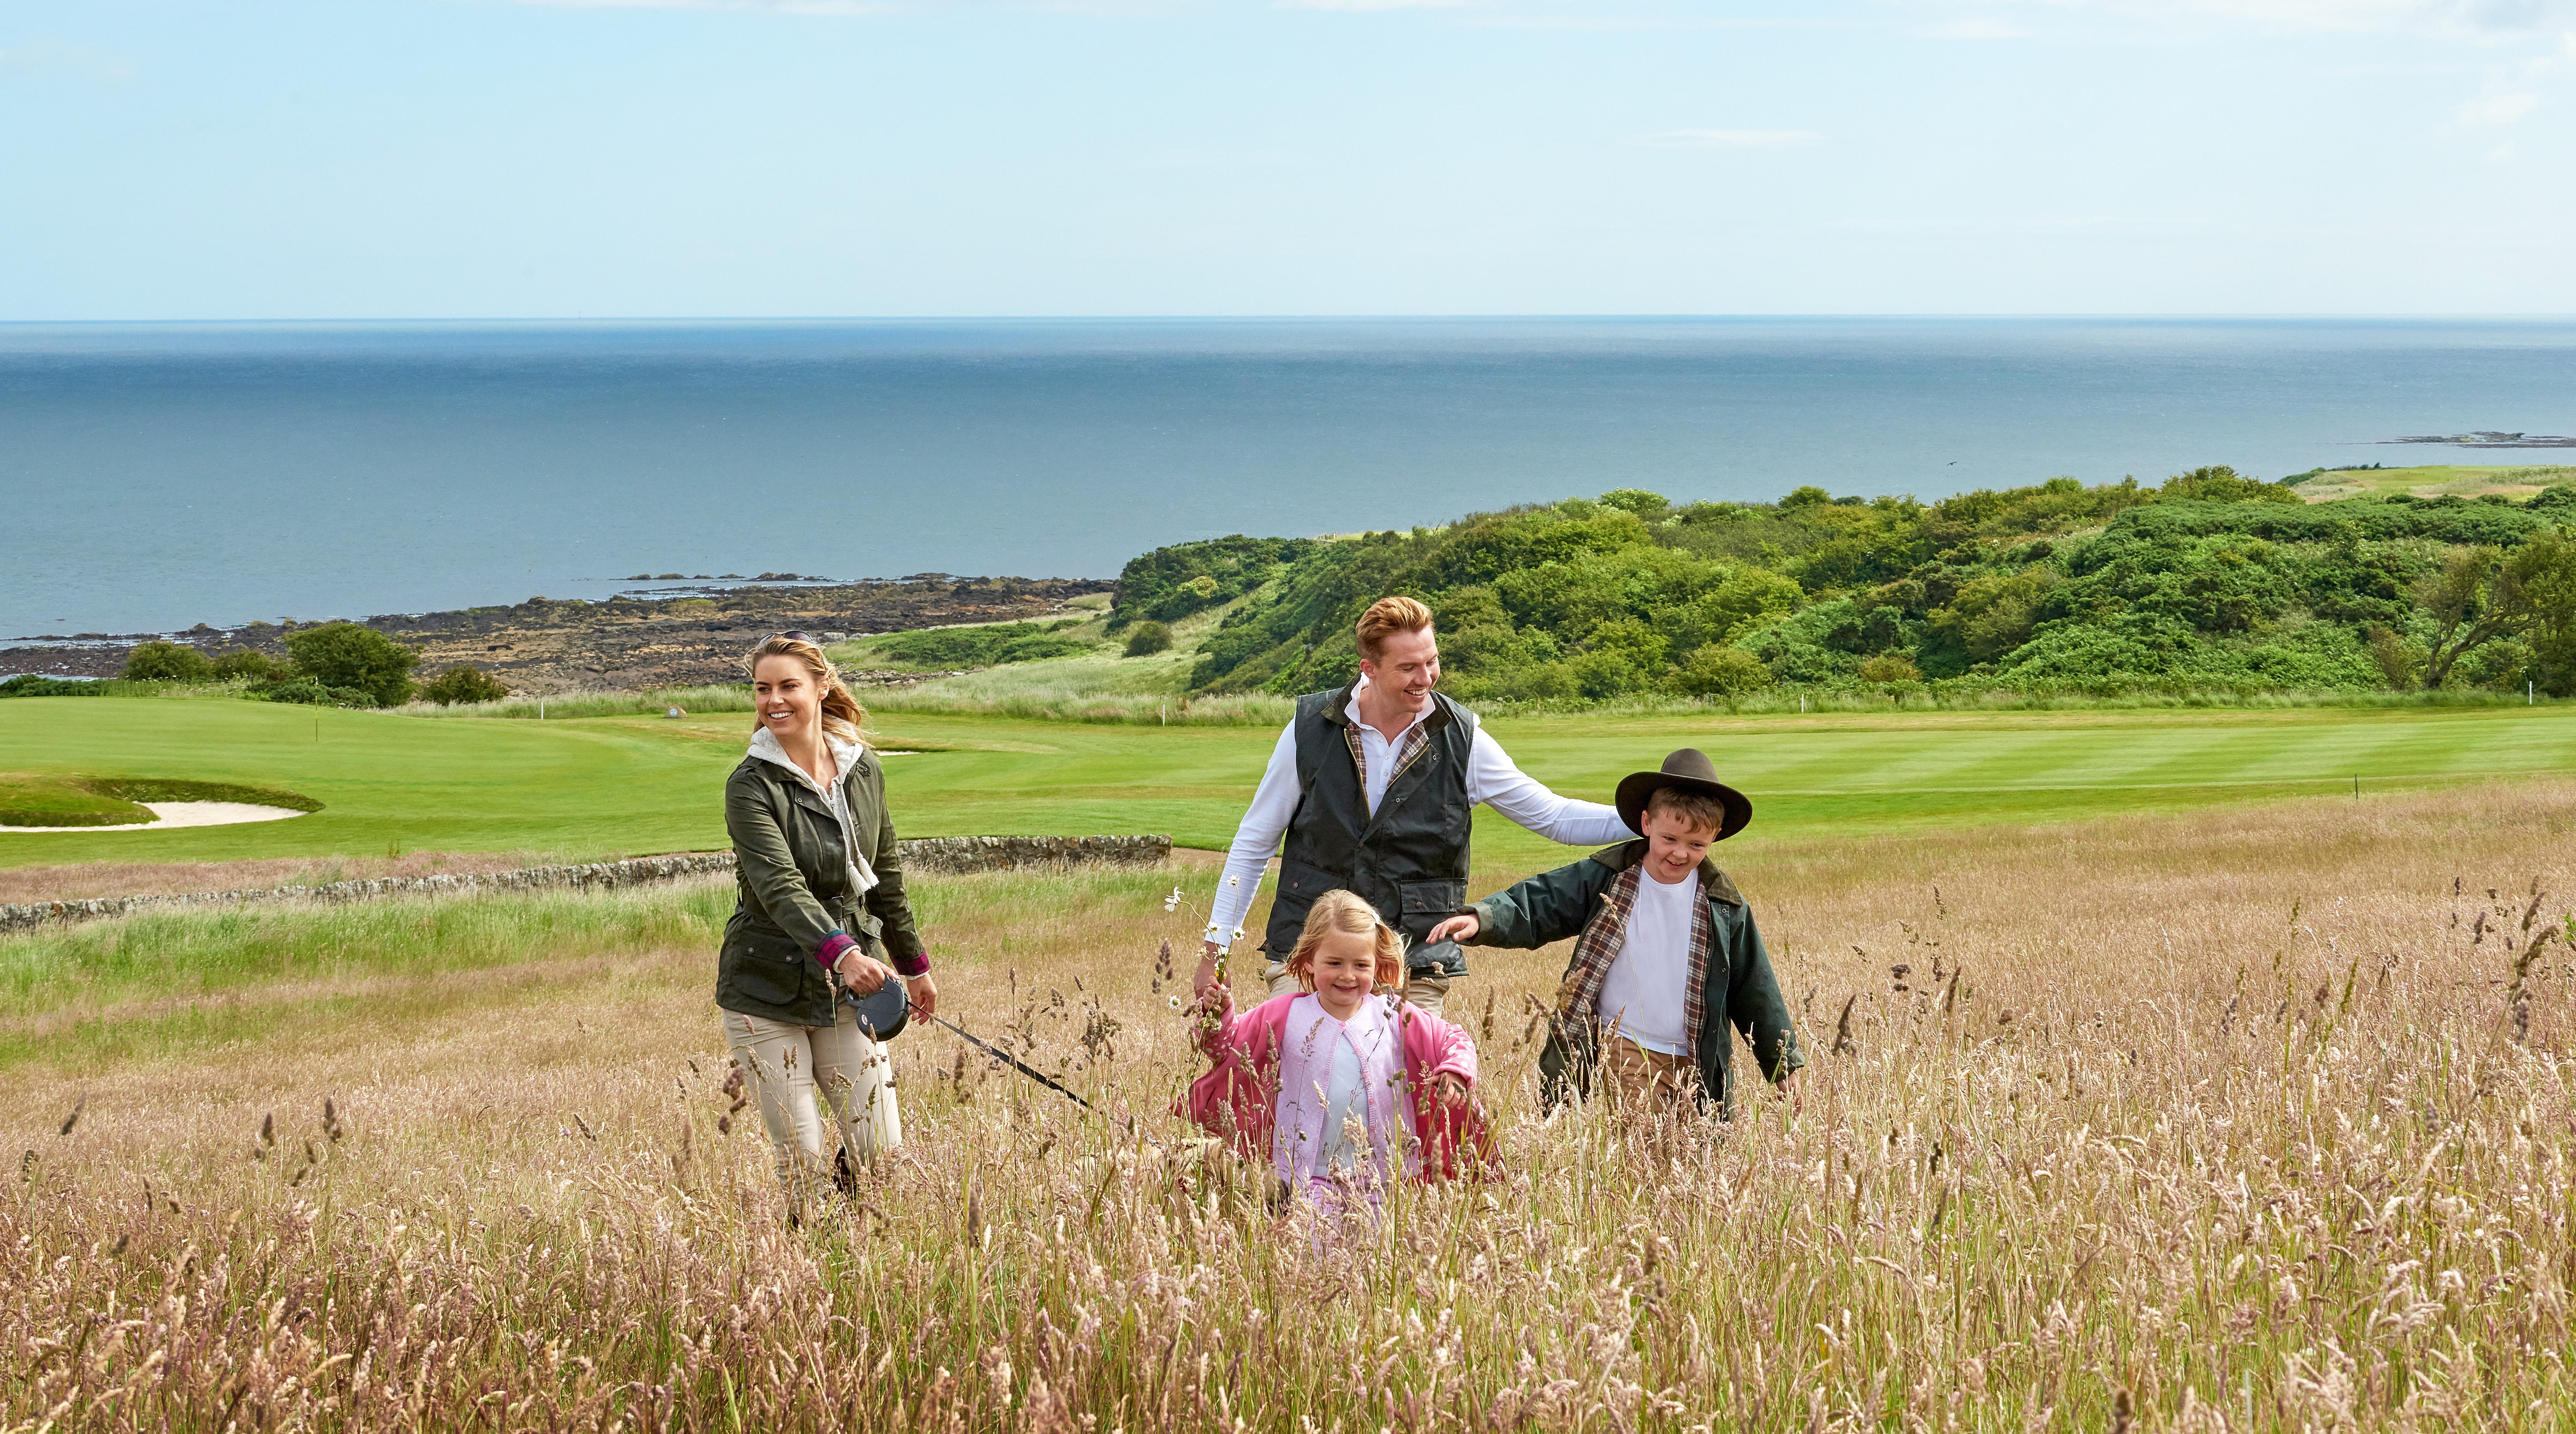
[1202,687,1633,947]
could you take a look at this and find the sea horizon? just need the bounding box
[9,314,2574,641]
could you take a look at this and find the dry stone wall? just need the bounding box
[0,835,1170,935]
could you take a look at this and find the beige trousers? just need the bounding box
[1260,960,1452,1016]
[722,1002,901,1201]
[1598,1036,1698,1114]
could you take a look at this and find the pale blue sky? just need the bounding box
[4,0,2572,318]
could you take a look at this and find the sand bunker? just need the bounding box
[0,802,315,834]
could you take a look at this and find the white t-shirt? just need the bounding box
[1596,871,1699,1057]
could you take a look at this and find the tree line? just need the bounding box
[1111,470,2576,701]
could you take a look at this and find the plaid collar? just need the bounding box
[1343,719,1433,809]
[1555,864,1713,1056]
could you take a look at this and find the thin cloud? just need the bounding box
[494,0,901,13]
[1987,0,2576,36]
[0,39,139,83]
[1275,0,1471,10]
[2459,89,2542,121]
[1471,14,1852,28]
[1918,16,2036,37]
[1631,128,1825,149]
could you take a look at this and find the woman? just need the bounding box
[716,633,937,1210]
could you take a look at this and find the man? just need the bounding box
[1200,595,1635,1014]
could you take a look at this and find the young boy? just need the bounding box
[1425,749,1804,1115]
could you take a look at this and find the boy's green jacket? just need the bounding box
[716,745,925,1028]
[1464,839,1805,1112]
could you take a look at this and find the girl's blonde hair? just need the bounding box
[746,634,866,744]
[1285,889,1408,995]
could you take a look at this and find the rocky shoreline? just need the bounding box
[1,575,1112,690]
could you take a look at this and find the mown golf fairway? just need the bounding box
[4,696,2575,870]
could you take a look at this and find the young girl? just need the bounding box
[1182,890,1489,1205]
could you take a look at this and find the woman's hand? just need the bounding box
[1192,948,1222,1000]
[835,951,896,994]
[1425,912,1480,944]
[907,970,939,1019]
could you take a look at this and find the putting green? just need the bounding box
[1,697,2573,871]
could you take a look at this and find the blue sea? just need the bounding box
[7,316,2575,640]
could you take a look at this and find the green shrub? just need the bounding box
[254,677,381,708]
[120,641,214,683]
[1858,652,1925,683]
[211,649,289,682]
[284,623,420,706]
[1669,646,1773,697]
[873,622,1088,670]
[1123,622,1174,658]
[2155,465,2302,505]
[419,665,512,705]
[0,675,102,698]
[1597,488,1671,516]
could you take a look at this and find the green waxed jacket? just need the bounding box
[716,743,925,1028]
[1465,840,1804,1113]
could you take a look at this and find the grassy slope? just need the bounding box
[0,773,150,826]
[2293,461,2576,501]
[6,694,2576,874]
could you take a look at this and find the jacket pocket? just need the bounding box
[1398,878,1467,917]
[725,929,809,1010]
[1279,858,1343,903]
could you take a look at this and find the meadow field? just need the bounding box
[4,765,2575,1431]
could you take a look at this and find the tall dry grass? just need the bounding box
[6,781,2576,1431]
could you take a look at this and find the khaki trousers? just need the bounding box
[722,1001,901,1204]
[1260,960,1452,1016]
[1598,1036,1697,1114]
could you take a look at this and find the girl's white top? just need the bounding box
[1273,992,1418,1190]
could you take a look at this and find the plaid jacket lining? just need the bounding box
[1553,863,1714,1064]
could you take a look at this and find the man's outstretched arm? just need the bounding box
[1466,728,1634,846]
[1202,719,1299,952]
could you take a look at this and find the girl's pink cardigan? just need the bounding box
[1178,990,1494,1182]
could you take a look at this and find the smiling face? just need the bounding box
[753,654,823,741]
[1358,624,1441,715]
[1305,927,1381,1019]
[1639,807,1718,885]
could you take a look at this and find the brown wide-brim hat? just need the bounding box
[1614,748,1752,841]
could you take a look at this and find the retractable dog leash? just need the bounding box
[837,978,1096,1112]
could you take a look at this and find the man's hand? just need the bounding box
[1426,911,1480,944]
[1775,1068,1804,1113]
[907,970,939,1019]
[836,951,896,994]
[1433,1072,1471,1109]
